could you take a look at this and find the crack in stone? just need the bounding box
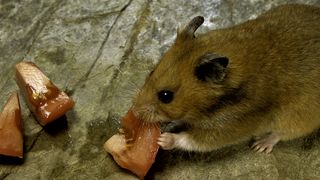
[98,0,152,106]
[26,129,44,152]
[103,0,152,96]
[60,10,121,24]
[0,172,10,180]
[83,0,133,79]
[118,0,152,73]
[69,0,133,93]
[24,0,64,57]
[0,0,65,98]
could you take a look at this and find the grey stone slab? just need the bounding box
[0,0,62,89]
[0,0,319,179]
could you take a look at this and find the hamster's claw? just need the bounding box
[157,132,175,150]
[252,141,273,153]
[125,143,133,149]
[126,138,134,144]
[251,132,280,153]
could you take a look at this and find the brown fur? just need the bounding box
[133,4,320,151]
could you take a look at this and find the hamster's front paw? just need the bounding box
[251,132,280,153]
[157,132,176,150]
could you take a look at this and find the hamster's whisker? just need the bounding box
[122,85,140,95]
[114,88,142,104]
[114,66,142,93]
[127,81,141,93]
[134,104,159,123]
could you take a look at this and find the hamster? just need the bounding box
[132,4,320,153]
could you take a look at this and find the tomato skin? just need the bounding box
[0,92,23,158]
[15,61,75,126]
[104,110,160,179]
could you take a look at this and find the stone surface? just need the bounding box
[0,0,320,179]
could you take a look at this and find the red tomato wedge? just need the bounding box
[15,61,75,126]
[0,92,23,158]
[104,110,160,179]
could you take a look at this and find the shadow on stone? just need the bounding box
[302,129,320,150]
[79,118,111,162]
[145,149,167,180]
[145,143,246,179]
[105,153,139,178]
[43,115,69,136]
[0,155,24,165]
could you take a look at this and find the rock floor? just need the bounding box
[0,0,320,179]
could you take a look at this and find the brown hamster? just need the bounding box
[132,4,320,153]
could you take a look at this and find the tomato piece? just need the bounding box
[15,61,75,126]
[0,92,23,158]
[104,110,160,179]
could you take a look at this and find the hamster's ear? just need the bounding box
[178,16,204,39]
[195,53,229,83]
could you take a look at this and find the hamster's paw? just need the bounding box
[251,132,280,153]
[157,132,176,150]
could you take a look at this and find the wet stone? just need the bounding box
[0,0,320,179]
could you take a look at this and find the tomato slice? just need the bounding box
[104,110,160,179]
[0,92,23,158]
[15,61,75,126]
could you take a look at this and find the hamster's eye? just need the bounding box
[158,90,174,104]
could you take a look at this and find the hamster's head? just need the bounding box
[133,16,231,123]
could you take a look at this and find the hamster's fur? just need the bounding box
[133,4,320,153]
